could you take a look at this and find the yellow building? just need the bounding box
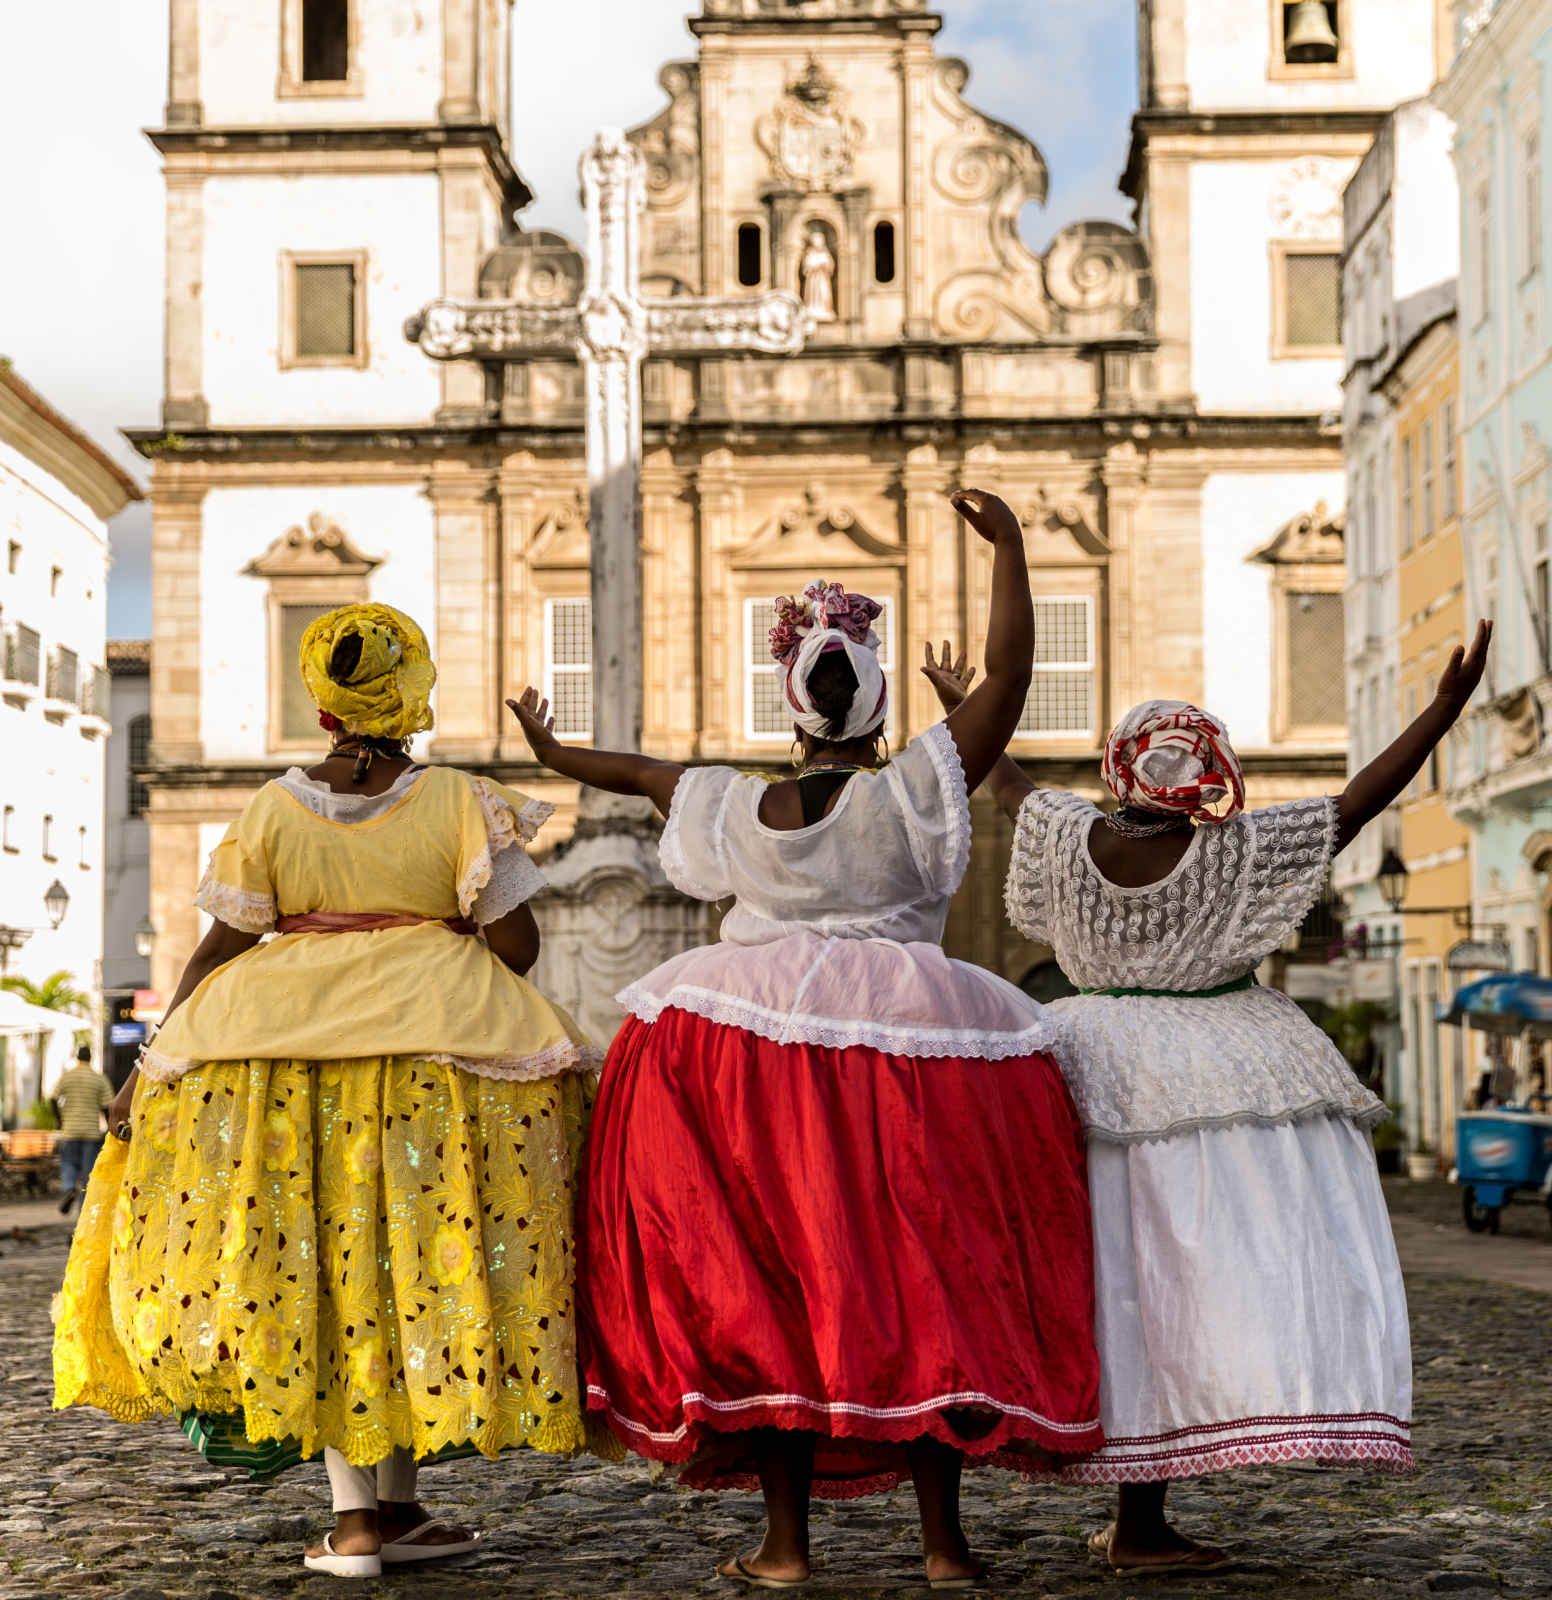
[1386,312,1475,1156]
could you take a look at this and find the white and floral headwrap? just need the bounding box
[1101,699,1246,824]
[768,580,888,742]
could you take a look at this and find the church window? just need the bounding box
[1285,591,1346,733]
[873,222,897,286]
[1273,246,1341,356]
[281,252,368,369]
[301,0,350,83]
[1018,597,1094,741]
[127,714,152,818]
[743,596,895,743]
[544,597,593,740]
[736,224,765,289]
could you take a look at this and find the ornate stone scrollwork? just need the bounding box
[405,300,580,361]
[244,514,381,579]
[1043,222,1154,338]
[1018,492,1108,557]
[477,229,585,307]
[734,485,899,565]
[630,63,701,212]
[756,55,865,193]
[1251,502,1347,566]
[647,293,810,355]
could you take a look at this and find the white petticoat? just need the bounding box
[618,932,1060,1062]
[1047,986,1386,1143]
[1056,1113,1413,1483]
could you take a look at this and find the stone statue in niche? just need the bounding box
[801,227,838,322]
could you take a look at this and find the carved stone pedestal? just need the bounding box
[532,802,713,1046]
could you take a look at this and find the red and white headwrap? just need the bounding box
[768,580,888,742]
[1101,700,1246,825]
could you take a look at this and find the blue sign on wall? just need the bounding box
[110,1023,146,1047]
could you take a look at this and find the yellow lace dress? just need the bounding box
[53,765,598,1467]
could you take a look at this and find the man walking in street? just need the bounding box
[52,1046,113,1216]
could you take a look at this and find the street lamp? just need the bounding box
[134,917,156,962]
[1378,847,1410,916]
[44,879,70,930]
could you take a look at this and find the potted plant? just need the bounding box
[1406,1141,1437,1182]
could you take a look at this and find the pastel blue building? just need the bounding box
[1440,0,1552,987]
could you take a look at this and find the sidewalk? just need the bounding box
[0,1198,70,1234]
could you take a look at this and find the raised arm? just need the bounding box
[507,689,686,819]
[938,490,1034,794]
[1334,620,1492,853]
[922,642,1035,822]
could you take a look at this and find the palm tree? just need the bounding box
[1,971,90,1120]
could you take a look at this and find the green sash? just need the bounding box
[1078,974,1258,1000]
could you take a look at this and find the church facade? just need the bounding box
[136,0,1443,997]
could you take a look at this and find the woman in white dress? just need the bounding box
[924,621,1491,1575]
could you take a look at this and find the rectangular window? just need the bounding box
[544,597,593,741]
[1286,591,1346,730]
[279,603,336,744]
[1,806,14,853]
[78,826,90,871]
[49,566,62,599]
[1426,679,1442,792]
[293,260,358,362]
[47,646,79,706]
[1524,128,1542,278]
[1537,521,1551,665]
[1019,596,1095,739]
[1404,686,1421,799]
[1442,398,1458,521]
[302,0,350,83]
[42,814,54,862]
[1484,544,1499,633]
[1420,416,1436,539]
[1277,248,1342,354]
[4,623,40,687]
[6,541,18,576]
[127,714,152,818]
[1401,435,1416,552]
[744,597,896,743]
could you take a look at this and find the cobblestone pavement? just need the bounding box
[2,1210,1548,1600]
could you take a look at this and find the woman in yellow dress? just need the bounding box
[53,604,596,1579]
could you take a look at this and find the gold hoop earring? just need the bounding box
[790,737,804,774]
[875,733,890,767]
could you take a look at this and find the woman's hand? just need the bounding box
[1435,620,1493,716]
[506,688,560,762]
[107,1072,136,1137]
[950,488,1023,545]
[922,641,977,712]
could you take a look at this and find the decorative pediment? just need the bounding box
[1018,491,1109,558]
[478,229,584,307]
[244,515,381,579]
[529,492,591,570]
[732,486,899,569]
[1251,503,1346,567]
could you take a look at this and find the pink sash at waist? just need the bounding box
[275,912,479,938]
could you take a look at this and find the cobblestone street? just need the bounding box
[1,1185,1548,1600]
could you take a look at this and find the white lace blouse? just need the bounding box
[1005,790,1385,1142]
[618,722,1058,1063]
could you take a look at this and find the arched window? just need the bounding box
[873,221,898,286]
[127,714,152,818]
[736,223,765,289]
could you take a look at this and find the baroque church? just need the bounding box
[135,0,1447,999]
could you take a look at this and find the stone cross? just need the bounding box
[408,127,810,756]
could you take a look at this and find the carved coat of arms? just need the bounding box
[756,56,863,192]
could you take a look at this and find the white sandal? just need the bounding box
[303,1533,382,1579]
[380,1518,483,1565]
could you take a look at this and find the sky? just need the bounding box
[0,1,1137,640]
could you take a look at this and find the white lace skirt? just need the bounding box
[1057,1113,1414,1483]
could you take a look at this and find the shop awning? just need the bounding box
[1443,972,1552,1036]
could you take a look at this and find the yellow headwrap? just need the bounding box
[299,604,436,742]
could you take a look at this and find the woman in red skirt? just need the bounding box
[508,489,1099,1589]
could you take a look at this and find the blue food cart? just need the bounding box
[1444,974,1552,1234]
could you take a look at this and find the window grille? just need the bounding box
[295,263,357,359]
[1282,251,1341,350]
[1019,597,1094,738]
[128,714,152,818]
[1286,591,1345,729]
[544,598,593,740]
[5,624,39,686]
[47,647,80,706]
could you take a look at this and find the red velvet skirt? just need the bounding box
[577,1006,1102,1496]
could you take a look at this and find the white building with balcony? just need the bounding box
[0,363,142,1119]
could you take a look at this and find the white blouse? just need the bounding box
[1005,790,1385,1142]
[619,722,1058,1062]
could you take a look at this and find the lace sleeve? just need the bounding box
[882,722,971,897]
[660,768,739,902]
[1237,798,1338,955]
[457,778,555,920]
[1003,790,1060,946]
[195,813,277,935]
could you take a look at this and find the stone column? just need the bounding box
[700,48,733,295]
[439,0,482,123]
[165,0,203,125]
[437,157,494,419]
[901,35,935,341]
[1101,442,1146,718]
[497,453,542,762]
[163,170,207,428]
[901,443,951,735]
[1144,155,1194,404]
[1135,460,1207,705]
[694,449,741,755]
[150,481,205,765]
[428,462,500,763]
